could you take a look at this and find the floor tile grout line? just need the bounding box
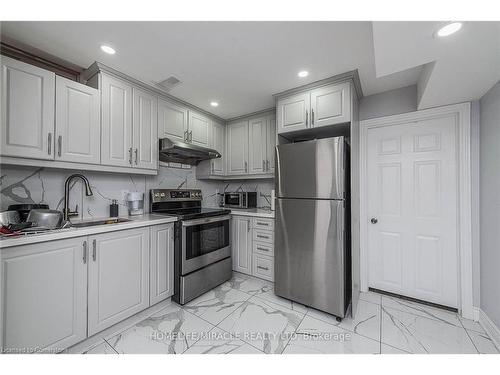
[212,321,266,354]
[281,307,308,354]
[458,316,480,353]
[102,337,120,354]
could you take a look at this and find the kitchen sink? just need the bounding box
[70,218,132,228]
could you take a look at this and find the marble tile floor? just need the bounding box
[77,273,499,354]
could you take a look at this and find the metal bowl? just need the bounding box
[0,210,21,227]
[26,209,63,229]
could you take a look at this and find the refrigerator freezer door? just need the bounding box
[275,198,346,317]
[276,137,345,200]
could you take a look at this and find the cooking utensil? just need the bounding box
[0,210,21,226]
[26,209,63,230]
[8,204,49,221]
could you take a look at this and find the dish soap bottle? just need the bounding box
[110,199,119,217]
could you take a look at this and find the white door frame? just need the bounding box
[359,102,474,319]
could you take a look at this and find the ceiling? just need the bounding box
[1,21,498,119]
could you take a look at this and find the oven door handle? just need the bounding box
[182,215,231,227]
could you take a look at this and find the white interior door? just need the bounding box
[366,116,458,308]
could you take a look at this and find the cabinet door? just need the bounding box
[310,82,351,128]
[266,115,276,174]
[88,228,149,335]
[100,74,133,167]
[1,237,87,352]
[276,92,310,135]
[133,88,158,170]
[188,111,210,147]
[158,99,188,142]
[55,76,100,164]
[226,121,249,175]
[150,224,174,306]
[1,56,55,160]
[211,120,225,175]
[231,216,252,275]
[248,117,267,174]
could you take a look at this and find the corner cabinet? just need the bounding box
[277,81,351,135]
[87,227,150,336]
[0,237,88,353]
[1,56,55,160]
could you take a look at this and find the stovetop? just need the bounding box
[153,207,231,221]
[150,189,230,221]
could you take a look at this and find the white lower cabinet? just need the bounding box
[87,227,150,336]
[231,216,252,274]
[0,237,88,353]
[231,215,275,281]
[149,223,175,305]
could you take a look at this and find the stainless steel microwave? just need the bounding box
[223,192,257,209]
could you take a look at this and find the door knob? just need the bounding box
[371,218,378,224]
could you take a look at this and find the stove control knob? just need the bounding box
[160,192,165,198]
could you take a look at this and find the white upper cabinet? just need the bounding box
[1,237,88,352]
[133,87,158,170]
[158,99,188,142]
[55,76,100,164]
[226,120,249,175]
[1,56,55,160]
[248,117,267,174]
[100,74,133,167]
[310,82,351,128]
[188,111,211,147]
[211,120,225,175]
[277,92,310,134]
[266,115,276,174]
[87,228,149,336]
[277,81,352,135]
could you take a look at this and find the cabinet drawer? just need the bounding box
[253,241,274,256]
[252,253,274,281]
[253,229,274,244]
[252,217,274,230]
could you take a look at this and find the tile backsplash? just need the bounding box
[0,164,275,219]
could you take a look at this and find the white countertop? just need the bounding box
[0,214,177,249]
[229,208,275,218]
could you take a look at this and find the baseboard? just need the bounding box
[472,306,480,321]
[478,308,500,351]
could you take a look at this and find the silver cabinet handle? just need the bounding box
[83,241,87,264]
[134,148,138,165]
[211,161,215,173]
[247,220,250,232]
[57,135,62,157]
[266,160,270,171]
[311,109,315,126]
[256,222,269,226]
[244,161,248,173]
[305,110,308,127]
[257,265,269,271]
[92,239,97,261]
[257,246,269,252]
[257,234,269,239]
[47,133,52,155]
[128,147,133,165]
[262,160,266,171]
[184,130,188,142]
[189,130,193,142]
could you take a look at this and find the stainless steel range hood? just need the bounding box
[159,138,221,165]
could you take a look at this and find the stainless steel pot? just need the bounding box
[0,210,21,227]
[26,209,63,229]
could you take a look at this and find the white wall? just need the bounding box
[359,85,417,121]
[479,81,500,328]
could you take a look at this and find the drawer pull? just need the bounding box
[257,266,269,271]
[256,222,269,226]
[257,235,269,239]
[257,247,269,252]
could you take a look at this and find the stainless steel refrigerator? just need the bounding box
[275,136,351,319]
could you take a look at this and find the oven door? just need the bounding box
[181,215,231,274]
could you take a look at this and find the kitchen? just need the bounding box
[0,13,499,361]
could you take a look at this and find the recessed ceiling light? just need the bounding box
[436,22,463,37]
[100,45,116,55]
[210,101,219,107]
[298,70,309,78]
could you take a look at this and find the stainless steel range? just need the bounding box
[150,189,232,305]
